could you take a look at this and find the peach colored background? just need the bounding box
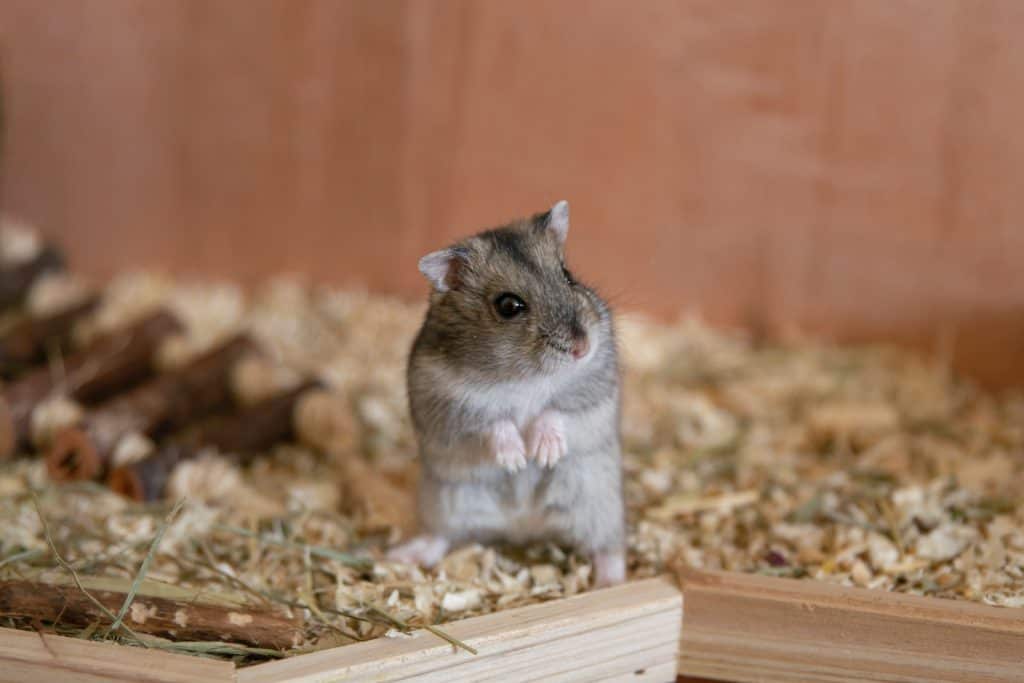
[1,1,1022,385]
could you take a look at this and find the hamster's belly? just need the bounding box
[501,468,565,544]
[431,466,570,545]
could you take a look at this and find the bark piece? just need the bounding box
[0,580,303,650]
[108,380,322,501]
[0,294,100,378]
[47,334,259,480]
[0,309,183,458]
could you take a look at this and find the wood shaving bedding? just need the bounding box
[1,277,1021,662]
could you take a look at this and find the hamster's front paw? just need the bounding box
[489,420,527,472]
[526,411,567,468]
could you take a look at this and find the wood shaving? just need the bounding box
[29,395,84,448]
[110,431,155,467]
[0,215,42,265]
[75,272,173,343]
[26,273,92,317]
[230,354,303,406]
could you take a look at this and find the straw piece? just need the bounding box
[106,498,185,637]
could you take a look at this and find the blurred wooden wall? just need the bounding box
[1,1,1023,386]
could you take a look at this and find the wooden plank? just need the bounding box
[4,1,1024,386]
[0,626,234,683]
[239,576,682,683]
[678,568,1024,683]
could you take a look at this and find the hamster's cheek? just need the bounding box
[490,336,524,368]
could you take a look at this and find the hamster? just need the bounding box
[388,200,626,587]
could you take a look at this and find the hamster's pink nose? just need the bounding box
[571,335,590,359]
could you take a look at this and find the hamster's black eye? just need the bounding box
[561,264,575,286]
[494,293,527,319]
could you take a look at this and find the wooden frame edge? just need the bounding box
[238,576,683,683]
[679,568,1024,683]
[4,569,1022,682]
[0,625,235,683]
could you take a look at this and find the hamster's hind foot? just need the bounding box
[387,534,450,568]
[593,550,626,588]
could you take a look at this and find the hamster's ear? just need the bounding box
[537,199,569,245]
[418,247,466,292]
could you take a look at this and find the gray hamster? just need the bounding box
[389,200,626,587]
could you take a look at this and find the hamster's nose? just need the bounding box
[571,335,590,359]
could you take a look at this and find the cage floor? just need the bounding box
[2,272,1022,664]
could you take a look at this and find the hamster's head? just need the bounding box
[418,200,610,379]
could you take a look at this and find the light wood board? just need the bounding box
[679,568,1024,683]
[0,626,234,683]
[238,576,683,683]
[4,569,1024,682]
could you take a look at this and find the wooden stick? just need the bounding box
[677,567,1024,683]
[0,245,64,312]
[0,626,234,683]
[237,577,682,683]
[47,334,259,481]
[0,580,303,650]
[0,309,183,458]
[0,294,100,378]
[107,380,323,501]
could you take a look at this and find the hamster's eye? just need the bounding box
[494,293,527,319]
[561,264,575,286]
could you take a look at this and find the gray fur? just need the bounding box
[406,206,625,561]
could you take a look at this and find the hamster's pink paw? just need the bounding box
[527,411,567,468]
[490,420,527,472]
[593,550,626,587]
[387,534,450,568]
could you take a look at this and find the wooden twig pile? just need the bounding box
[0,227,352,502]
[1,310,184,460]
[0,224,446,663]
[107,380,323,501]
